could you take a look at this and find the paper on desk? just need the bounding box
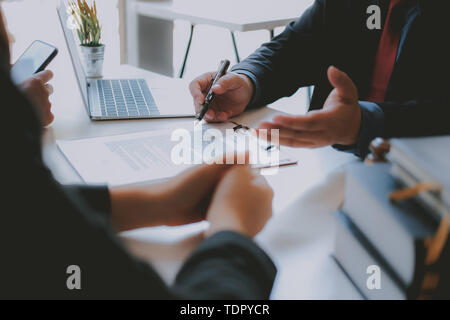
[57,122,297,186]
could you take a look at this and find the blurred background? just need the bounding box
[1,0,313,114]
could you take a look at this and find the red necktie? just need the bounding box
[366,0,405,102]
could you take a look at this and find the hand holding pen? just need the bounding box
[190,61,255,123]
[196,59,230,122]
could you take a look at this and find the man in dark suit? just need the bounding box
[190,0,450,158]
[0,11,276,299]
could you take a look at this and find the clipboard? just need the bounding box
[201,120,298,170]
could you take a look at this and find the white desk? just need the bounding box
[43,64,361,299]
[120,0,312,77]
[43,64,361,300]
[8,0,361,300]
[133,0,305,32]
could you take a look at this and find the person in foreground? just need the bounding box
[0,11,276,299]
[0,3,54,127]
[190,0,450,158]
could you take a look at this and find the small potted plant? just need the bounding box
[69,0,104,78]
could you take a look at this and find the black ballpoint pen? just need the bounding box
[196,59,231,121]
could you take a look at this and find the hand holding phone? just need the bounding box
[11,40,58,85]
[12,40,58,126]
[19,70,55,126]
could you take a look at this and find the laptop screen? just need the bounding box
[57,1,89,108]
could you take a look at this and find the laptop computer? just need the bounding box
[57,2,194,120]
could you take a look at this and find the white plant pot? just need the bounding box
[81,44,105,78]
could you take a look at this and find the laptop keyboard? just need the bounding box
[97,79,160,117]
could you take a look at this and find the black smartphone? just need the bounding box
[11,40,58,85]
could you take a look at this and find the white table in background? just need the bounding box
[120,0,312,77]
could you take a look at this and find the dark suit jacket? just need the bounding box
[232,0,450,142]
[0,69,276,299]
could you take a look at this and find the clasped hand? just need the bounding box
[110,157,273,239]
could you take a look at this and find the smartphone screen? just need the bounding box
[11,40,58,85]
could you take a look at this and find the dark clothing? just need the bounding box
[232,0,450,157]
[0,70,276,299]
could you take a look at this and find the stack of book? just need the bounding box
[334,136,450,300]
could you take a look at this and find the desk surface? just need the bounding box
[12,0,361,299]
[44,65,361,300]
[134,0,312,32]
[44,65,361,299]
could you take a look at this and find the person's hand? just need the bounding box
[189,71,254,122]
[19,70,54,126]
[153,162,236,227]
[258,66,362,148]
[205,165,273,238]
[110,161,238,231]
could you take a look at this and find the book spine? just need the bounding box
[334,210,406,299]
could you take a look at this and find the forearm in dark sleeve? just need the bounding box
[62,185,111,220]
[378,97,450,138]
[334,96,450,159]
[231,0,325,108]
[173,231,277,300]
[4,67,275,300]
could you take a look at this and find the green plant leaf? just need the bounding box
[68,0,102,46]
